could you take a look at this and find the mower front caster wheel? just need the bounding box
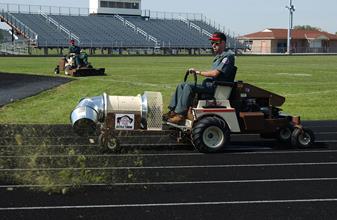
[98,133,122,153]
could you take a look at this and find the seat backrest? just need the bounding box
[227,66,238,82]
[214,66,238,100]
[214,85,233,100]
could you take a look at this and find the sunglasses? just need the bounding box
[211,41,222,45]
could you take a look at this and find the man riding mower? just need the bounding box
[54,40,104,77]
[69,32,314,153]
[70,67,315,153]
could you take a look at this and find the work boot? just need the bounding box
[163,111,176,121]
[187,107,194,121]
[168,114,186,125]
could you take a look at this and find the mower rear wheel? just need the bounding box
[192,117,230,153]
[291,128,315,148]
[98,133,121,153]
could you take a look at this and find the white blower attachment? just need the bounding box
[70,92,162,136]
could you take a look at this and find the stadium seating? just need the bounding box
[4,12,235,50]
[124,16,209,48]
[12,13,68,47]
[50,15,154,48]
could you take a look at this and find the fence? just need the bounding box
[0,9,38,44]
[0,40,28,55]
[0,3,89,16]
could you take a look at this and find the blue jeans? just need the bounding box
[168,78,215,115]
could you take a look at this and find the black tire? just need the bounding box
[98,133,121,153]
[54,66,60,74]
[291,128,315,148]
[277,125,293,143]
[192,117,230,153]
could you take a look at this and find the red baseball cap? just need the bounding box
[69,39,75,44]
[209,32,227,42]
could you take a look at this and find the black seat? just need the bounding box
[215,66,237,84]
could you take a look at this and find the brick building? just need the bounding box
[238,28,337,53]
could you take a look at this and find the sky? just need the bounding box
[0,0,336,35]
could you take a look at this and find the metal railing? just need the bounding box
[39,11,80,43]
[114,14,158,45]
[0,40,29,55]
[0,3,89,16]
[143,10,203,21]
[0,9,38,45]
[178,16,212,37]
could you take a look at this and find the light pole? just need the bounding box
[286,0,295,54]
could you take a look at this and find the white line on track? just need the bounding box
[0,148,337,157]
[2,177,337,188]
[2,148,337,158]
[2,161,337,171]
[1,132,335,139]
[314,132,337,134]
[0,144,96,148]
[2,198,337,210]
[318,140,337,142]
[108,177,337,186]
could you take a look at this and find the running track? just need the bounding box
[0,121,336,219]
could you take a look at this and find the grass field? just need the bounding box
[0,55,337,123]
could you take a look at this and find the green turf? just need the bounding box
[0,55,336,123]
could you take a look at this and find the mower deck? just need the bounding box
[57,57,105,77]
[66,68,105,77]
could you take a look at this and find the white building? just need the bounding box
[89,0,142,16]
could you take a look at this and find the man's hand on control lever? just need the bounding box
[188,68,200,75]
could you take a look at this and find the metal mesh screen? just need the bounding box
[144,91,163,130]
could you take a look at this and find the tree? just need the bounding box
[293,25,322,31]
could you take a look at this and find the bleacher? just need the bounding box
[50,15,154,48]
[1,11,224,50]
[124,16,209,48]
[191,20,236,47]
[0,0,246,54]
[11,13,68,47]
